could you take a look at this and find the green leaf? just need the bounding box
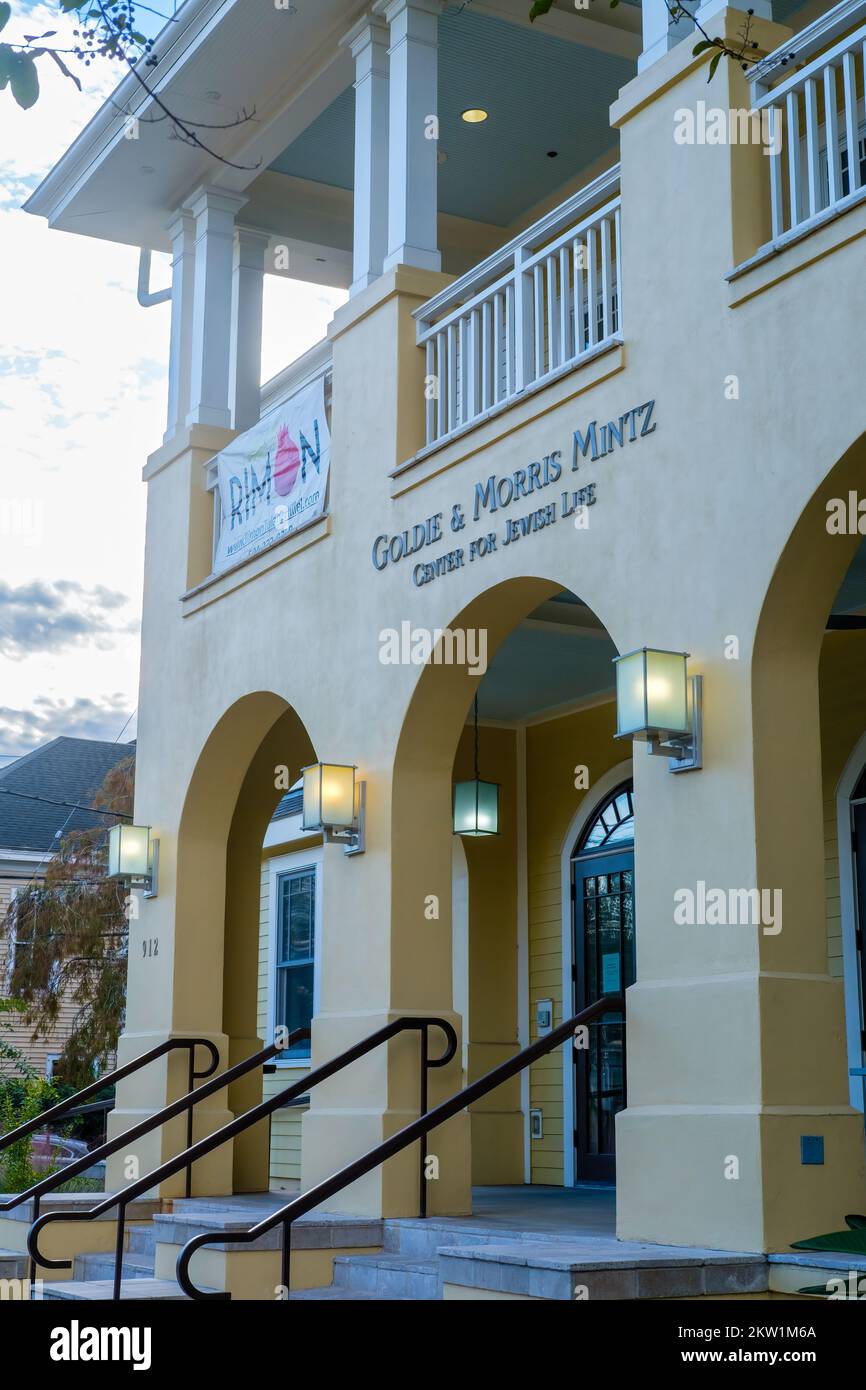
[59,0,90,11]
[9,51,39,109]
[845,1214,866,1229]
[0,42,11,90]
[528,0,555,21]
[708,51,723,82]
[0,4,10,35]
[796,1283,832,1297]
[791,1228,866,1254]
[692,39,715,55]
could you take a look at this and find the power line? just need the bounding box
[0,787,133,820]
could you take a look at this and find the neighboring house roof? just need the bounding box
[0,737,136,854]
[271,785,304,822]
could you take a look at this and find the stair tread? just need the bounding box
[290,1287,410,1300]
[40,1278,213,1301]
[334,1253,437,1273]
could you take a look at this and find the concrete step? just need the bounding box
[383,1217,568,1258]
[73,1251,155,1282]
[768,1251,866,1298]
[151,1207,382,1255]
[437,1239,768,1301]
[290,1286,408,1300]
[41,1277,212,1301]
[0,1248,28,1280]
[126,1223,158,1257]
[332,1252,439,1300]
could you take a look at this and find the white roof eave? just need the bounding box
[24,0,232,230]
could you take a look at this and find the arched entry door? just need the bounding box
[849,763,866,1105]
[571,782,635,1183]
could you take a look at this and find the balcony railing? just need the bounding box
[414,165,622,451]
[750,0,866,243]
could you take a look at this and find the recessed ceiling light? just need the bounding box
[546,150,559,158]
[205,90,221,101]
[461,108,488,124]
[141,165,155,174]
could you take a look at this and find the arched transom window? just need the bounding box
[577,782,634,854]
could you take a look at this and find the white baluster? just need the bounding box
[804,78,820,217]
[493,292,503,404]
[513,247,533,394]
[425,337,435,445]
[824,64,841,209]
[482,300,492,413]
[543,254,555,375]
[447,322,457,435]
[786,90,800,228]
[559,245,571,364]
[467,309,481,424]
[767,106,784,238]
[505,281,515,397]
[572,238,584,355]
[614,207,622,337]
[843,50,860,194]
[436,330,446,441]
[533,263,544,381]
[600,216,612,341]
[586,225,597,347]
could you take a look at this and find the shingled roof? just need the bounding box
[0,737,136,854]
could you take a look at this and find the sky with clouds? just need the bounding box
[0,1,345,760]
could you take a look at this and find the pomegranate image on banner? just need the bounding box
[273,425,301,496]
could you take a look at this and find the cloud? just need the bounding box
[0,693,135,755]
[0,579,137,659]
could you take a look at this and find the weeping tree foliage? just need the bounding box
[2,754,134,1089]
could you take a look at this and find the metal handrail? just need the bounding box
[28,1016,457,1298]
[0,1035,218,1160]
[1,1034,221,1286]
[3,1033,305,1218]
[175,995,624,1300]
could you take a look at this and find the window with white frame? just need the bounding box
[271,858,319,1060]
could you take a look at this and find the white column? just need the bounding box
[343,14,390,296]
[185,186,248,430]
[638,0,685,72]
[375,0,442,274]
[164,211,195,443]
[229,227,269,434]
[695,0,771,25]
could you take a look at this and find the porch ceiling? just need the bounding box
[269,7,633,228]
[478,592,618,724]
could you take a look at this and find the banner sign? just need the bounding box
[213,378,330,574]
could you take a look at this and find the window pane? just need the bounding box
[278,871,314,963]
[276,963,314,1054]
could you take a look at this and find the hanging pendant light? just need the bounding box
[453,694,500,836]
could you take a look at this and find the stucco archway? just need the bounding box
[390,574,624,1196]
[110,691,316,1197]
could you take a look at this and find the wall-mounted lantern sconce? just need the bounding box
[613,647,702,772]
[301,762,366,855]
[107,822,159,897]
[453,695,500,835]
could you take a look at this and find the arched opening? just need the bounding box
[750,431,866,1243]
[118,691,317,1197]
[391,574,628,1206]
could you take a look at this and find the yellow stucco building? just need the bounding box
[12,0,866,1302]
